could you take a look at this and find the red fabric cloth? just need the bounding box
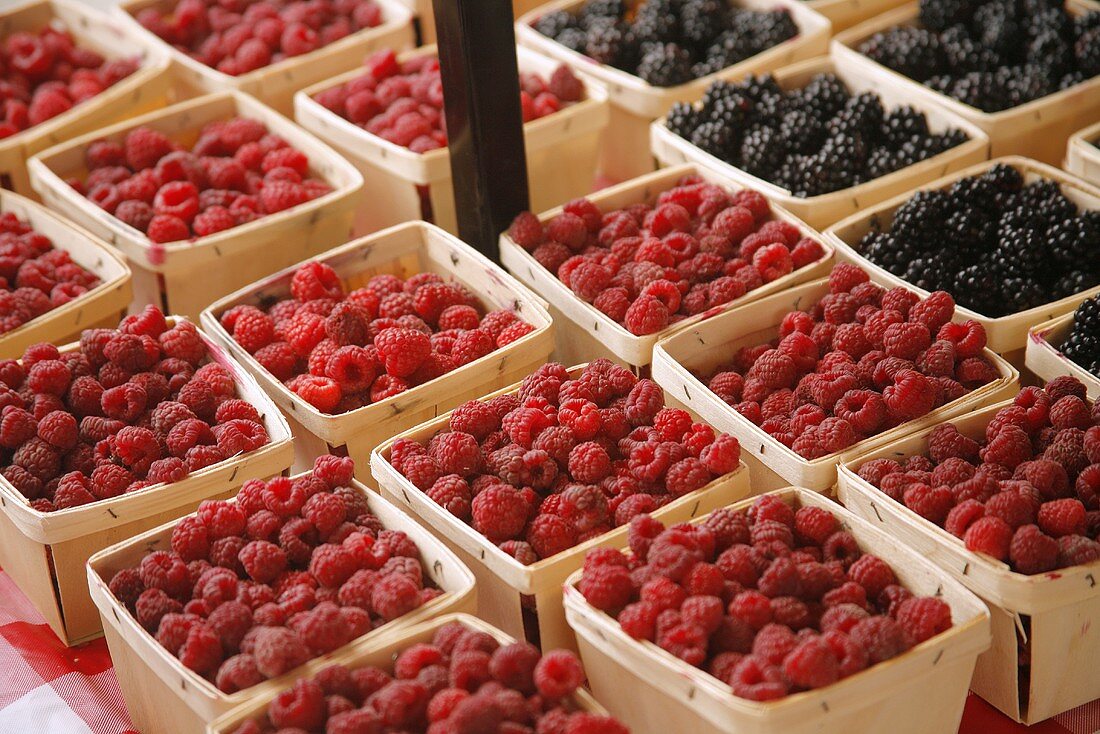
[0,568,1094,734]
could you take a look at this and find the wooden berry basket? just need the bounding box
[515,0,831,182]
[837,400,1100,724]
[1065,120,1100,189]
[370,364,752,653]
[295,44,610,237]
[650,277,1020,493]
[824,157,1100,358]
[831,0,1100,166]
[1024,313,1100,401]
[0,0,172,197]
[0,318,294,646]
[803,0,909,32]
[200,221,554,483]
[649,53,991,230]
[87,477,476,734]
[28,91,364,321]
[207,613,614,734]
[498,163,834,373]
[112,0,415,115]
[564,487,991,734]
[0,189,132,359]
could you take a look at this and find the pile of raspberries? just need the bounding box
[106,456,443,691]
[225,621,628,734]
[0,211,102,335]
[0,26,138,138]
[703,264,1001,459]
[312,49,585,154]
[857,375,1100,575]
[0,306,271,512]
[506,175,827,336]
[391,360,743,564]
[220,261,536,414]
[133,0,385,77]
[577,498,954,701]
[70,118,334,244]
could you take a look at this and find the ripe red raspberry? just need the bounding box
[847,554,897,598]
[895,596,951,643]
[623,295,669,336]
[1008,524,1059,574]
[1036,498,1086,538]
[252,626,310,679]
[470,485,527,542]
[527,513,578,558]
[980,424,1032,469]
[373,327,430,378]
[568,441,612,483]
[963,516,1012,561]
[849,616,910,664]
[882,370,936,421]
[290,374,342,412]
[578,563,633,612]
[429,431,482,476]
[139,550,190,599]
[159,320,207,364]
[927,423,980,463]
[370,572,421,622]
[533,650,584,701]
[507,211,545,249]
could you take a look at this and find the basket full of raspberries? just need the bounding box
[88,456,475,733]
[837,376,1100,722]
[649,264,1018,490]
[0,192,132,359]
[371,359,749,651]
[500,165,833,369]
[117,0,415,112]
[295,45,609,234]
[562,490,990,734]
[652,54,987,229]
[833,0,1100,162]
[825,158,1100,354]
[208,614,629,734]
[0,305,293,645]
[201,221,553,481]
[0,1,170,196]
[27,91,363,318]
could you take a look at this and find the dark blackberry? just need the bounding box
[1024,7,1073,41]
[905,254,957,291]
[632,0,680,46]
[859,27,945,82]
[949,70,1012,112]
[1075,10,1100,37]
[533,10,576,39]
[890,189,951,253]
[679,0,727,51]
[866,146,902,179]
[881,105,930,147]
[577,0,625,28]
[691,121,736,160]
[980,163,1023,192]
[701,29,760,70]
[743,8,798,48]
[555,26,590,53]
[1019,180,1078,228]
[919,0,974,33]
[1000,276,1050,314]
[736,74,783,102]
[1061,71,1087,90]
[666,101,700,137]
[1076,27,1100,76]
[954,263,1004,315]
[1048,216,1100,266]
[1028,30,1075,77]
[778,109,826,154]
[739,125,788,178]
[862,231,918,273]
[973,0,1023,58]
[796,140,861,196]
[826,92,885,142]
[1062,295,1100,375]
[796,73,850,120]
[1053,271,1100,299]
[749,90,789,128]
[941,24,1001,71]
[585,18,636,68]
[993,225,1046,278]
[636,43,694,87]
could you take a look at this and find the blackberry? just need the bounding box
[679,0,727,51]
[751,90,789,128]
[691,121,735,159]
[949,70,1012,112]
[941,24,1001,71]
[827,92,885,141]
[778,109,825,154]
[632,0,680,45]
[980,163,1023,192]
[739,125,788,177]
[555,26,589,53]
[1000,276,1049,314]
[702,30,761,70]
[1077,27,1100,76]
[636,43,694,87]
[666,102,700,137]
[862,231,917,273]
[1065,295,1100,375]
[796,73,850,120]
[1061,71,1087,90]
[1028,30,1075,76]
[585,18,636,68]
[738,74,783,102]
[577,0,625,27]
[533,10,576,39]
[993,225,1046,278]
[1053,271,1100,299]
[954,263,1004,315]
[742,8,798,48]
[1049,217,1100,266]
[973,0,1022,57]
[859,27,945,82]
[891,189,951,253]
[866,146,902,179]
[1020,180,1077,228]
[919,0,974,33]
[882,105,930,147]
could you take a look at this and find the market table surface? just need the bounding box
[0,569,1094,733]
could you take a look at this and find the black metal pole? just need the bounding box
[432,0,530,262]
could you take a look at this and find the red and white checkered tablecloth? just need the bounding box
[0,568,1095,734]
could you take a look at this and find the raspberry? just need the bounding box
[135,588,183,631]
[782,637,839,689]
[533,650,584,700]
[894,596,951,644]
[927,423,980,463]
[847,554,897,598]
[253,626,310,679]
[729,655,787,701]
[849,615,910,664]
[964,516,1012,561]
[578,563,634,612]
[527,513,578,558]
[883,370,936,421]
[139,551,190,599]
[1009,524,1059,574]
[370,573,421,622]
[700,434,741,475]
[665,457,712,496]
[624,295,669,336]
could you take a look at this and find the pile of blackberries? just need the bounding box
[857,0,1100,113]
[664,74,969,197]
[532,0,798,87]
[1063,295,1100,378]
[858,164,1100,317]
